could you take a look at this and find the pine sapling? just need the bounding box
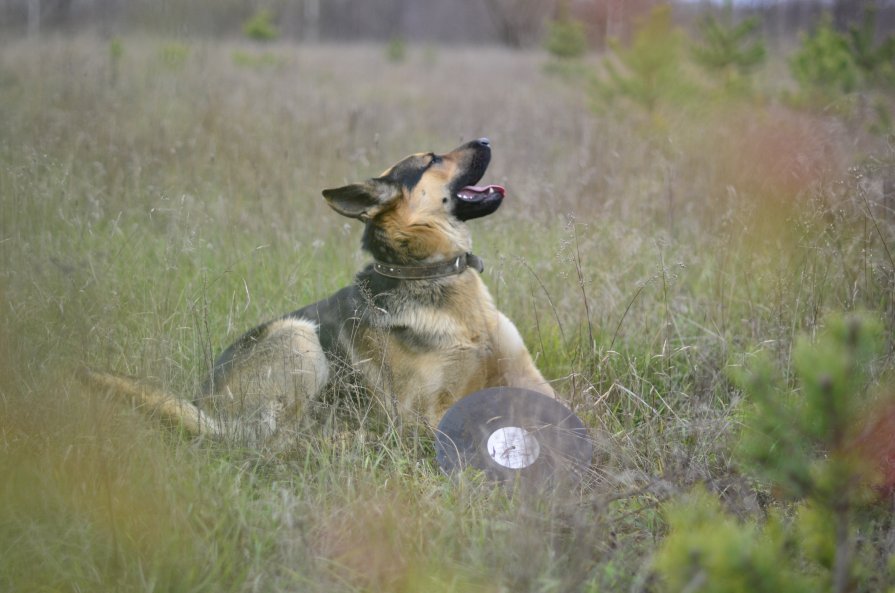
[691,1,766,92]
[656,314,887,593]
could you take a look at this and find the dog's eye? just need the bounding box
[429,154,442,166]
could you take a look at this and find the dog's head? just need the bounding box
[322,138,504,264]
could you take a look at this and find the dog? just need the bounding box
[84,138,554,448]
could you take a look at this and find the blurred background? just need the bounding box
[3,0,894,46]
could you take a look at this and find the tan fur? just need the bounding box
[80,369,223,436]
[199,317,328,444]
[347,271,554,423]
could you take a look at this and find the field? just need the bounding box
[2,34,895,592]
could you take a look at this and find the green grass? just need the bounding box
[1,36,894,592]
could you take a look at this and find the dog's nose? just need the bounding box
[475,137,491,148]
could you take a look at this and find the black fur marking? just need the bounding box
[322,183,381,219]
[380,156,428,192]
[449,142,490,195]
[361,222,408,265]
[286,285,366,356]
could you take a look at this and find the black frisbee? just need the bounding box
[435,387,592,485]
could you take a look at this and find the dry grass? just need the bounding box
[1,35,894,592]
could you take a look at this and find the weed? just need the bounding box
[243,9,278,43]
[232,49,287,69]
[545,16,587,60]
[108,36,123,86]
[386,37,407,63]
[160,41,189,69]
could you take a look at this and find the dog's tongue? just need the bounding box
[457,185,506,202]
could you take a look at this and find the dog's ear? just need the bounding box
[322,179,397,220]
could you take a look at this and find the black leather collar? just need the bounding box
[372,252,485,280]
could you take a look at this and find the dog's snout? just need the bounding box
[451,138,491,156]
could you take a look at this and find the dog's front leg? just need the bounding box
[492,313,555,397]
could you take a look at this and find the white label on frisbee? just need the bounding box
[486,426,540,469]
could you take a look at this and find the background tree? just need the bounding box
[846,6,895,87]
[545,0,588,60]
[834,0,876,31]
[243,8,278,42]
[790,13,860,96]
[691,0,766,90]
[593,4,690,114]
[481,0,555,48]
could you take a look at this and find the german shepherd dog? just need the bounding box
[85,138,554,449]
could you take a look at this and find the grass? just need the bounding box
[1,35,894,592]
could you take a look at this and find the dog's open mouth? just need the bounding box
[457,185,506,202]
[454,184,505,221]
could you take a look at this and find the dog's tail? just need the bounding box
[78,368,224,437]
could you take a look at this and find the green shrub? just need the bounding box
[736,314,882,502]
[869,96,893,135]
[789,8,895,131]
[691,1,765,90]
[592,5,690,114]
[657,488,819,593]
[108,37,123,86]
[846,6,895,87]
[108,37,124,62]
[386,37,407,63]
[545,17,587,60]
[656,314,887,593]
[231,50,286,69]
[790,14,860,95]
[243,9,278,42]
[159,42,189,69]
